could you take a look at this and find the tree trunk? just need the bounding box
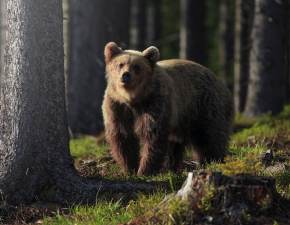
[146,0,162,46]
[0,0,156,205]
[233,0,254,113]
[218,0,235,90]
[0,0,2,75]
[244,0,286,116]
[130,0,147,50]
[285,0,290,104]
[67,0,130,136]
[179,0,207,64]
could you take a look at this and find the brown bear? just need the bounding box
[102,42,234,176]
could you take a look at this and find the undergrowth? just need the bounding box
[43,105,290,225]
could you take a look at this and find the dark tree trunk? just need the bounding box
[245,0,286,116]
[234,0,254,113]
[218,0,235,90]
[130,0,147,50]
[0,0,156,205]
[146,0,162,46]
[179,0,207,64]
[285,0,290,103]
[105,0,131,46]
[67,0,130,136]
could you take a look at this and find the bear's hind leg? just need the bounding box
[168,142,185,172]
[193,128,229,164]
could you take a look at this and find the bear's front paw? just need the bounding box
[137,167,158,176]
[137,168,145,176]
[137,166,152,176]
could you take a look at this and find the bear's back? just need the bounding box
[156,59,233,129]
[156,59,218,103]
[157,59,213,82]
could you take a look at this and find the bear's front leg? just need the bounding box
[106,124,140,174]
[135,113,169,176]
[103,97,139,174]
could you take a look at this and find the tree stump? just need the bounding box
[126,171,290,225]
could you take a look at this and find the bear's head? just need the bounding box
[104,42,160,103]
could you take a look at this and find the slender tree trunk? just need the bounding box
[179,0,207,64]
[130,0,147,50]
[234,0,254,113]
[218,0,235,89]
[63,0,69,98]
[0,0,156,205]
[244,0,286,116]
[106,0,131,46]
[68,0,100,136]
[67,0,130,136]
[146,0,162,46]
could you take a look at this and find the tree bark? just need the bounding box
[179,0,207,64]
[0,0,156,205]
[234,0,254,113]
[0,0,2,76]
[244,0,286,116]
[67,0,130,136]
[146,0,162,46]
[130,0,147,50]
[285,0,290,104]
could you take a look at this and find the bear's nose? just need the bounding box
[121,72,131,84]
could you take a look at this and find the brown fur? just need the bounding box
[102,42,234,175]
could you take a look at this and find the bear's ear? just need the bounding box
[143,46,160,64]
[104,42,122,63]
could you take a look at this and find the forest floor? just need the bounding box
[1,106,290,225]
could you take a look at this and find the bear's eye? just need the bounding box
[119,63,124,69]
[133,64,141,73]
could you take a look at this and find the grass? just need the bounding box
[70,136,108,159]
[43,105,290,225]
[43,193,167,225]
[43,201,132,225]
[232,107,290,146]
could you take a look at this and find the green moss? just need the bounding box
[198,185,216,212]
[70,136,108,159]
[234,113,256,128]
[229,145,265,159]
[208,153,263,176]
[232,106,290,146]
[275,171,290,198]
[232,124,275,146]
[232,121,290,146]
